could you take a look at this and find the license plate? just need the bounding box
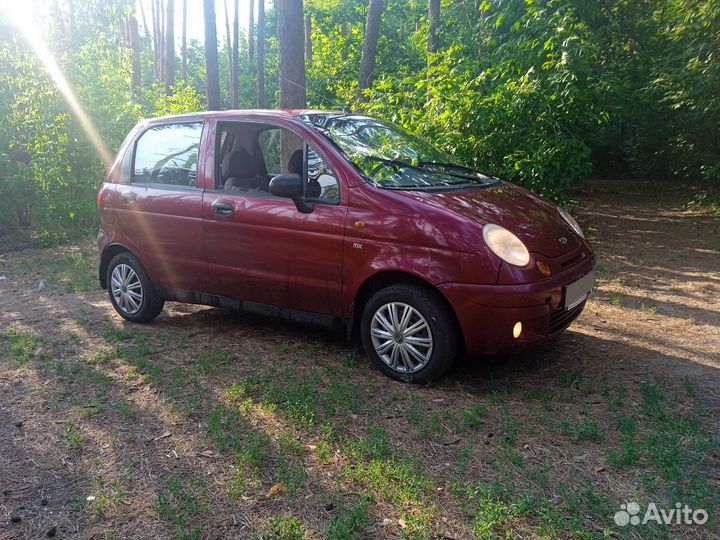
[564,270,595,310]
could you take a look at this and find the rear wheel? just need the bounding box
[360,284,459,383]
[106,252,164,322]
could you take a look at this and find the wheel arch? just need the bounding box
[99,243,139,289]
[349,270,462,347]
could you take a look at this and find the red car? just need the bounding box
[97,110,595,382]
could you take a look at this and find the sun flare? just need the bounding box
[2,2,114,171]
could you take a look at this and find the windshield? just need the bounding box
[299,113,499,189]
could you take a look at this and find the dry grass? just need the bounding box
[1,179,718,540]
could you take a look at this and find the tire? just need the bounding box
[360,283,459,383]
[106,252,164,323]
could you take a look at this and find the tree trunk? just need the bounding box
[128,14,142,95]
[204,0,221,110]
[232,0,239,108]
[67,0,76,44]
[277,0,306,109]
[305,13,312,65]
[248,0,254,61]
[151,0,159,80]
[182,0,187,80]
[164,0,175,93]
[357,0,384,101]
[139,0,150,39]
[428,0,440,54]
[158,0,166,83]
[257,0,265,107]
[223,0,232,102]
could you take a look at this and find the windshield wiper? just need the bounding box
[417,161,497,183]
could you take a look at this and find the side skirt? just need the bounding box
[159,287,348,334]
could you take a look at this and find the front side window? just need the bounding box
[133,122,202,187]
[258,128,303,175]
[300,113,499,190]
[306,146,339,203]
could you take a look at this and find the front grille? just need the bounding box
[549,301,585,334]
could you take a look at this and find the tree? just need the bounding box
[128,13,142,95]
[204,0,221,110]
[428,0,439,54]
[257,0,266,107]
[151,0,159,80]
[357,0,385,101]
[248,0,255,61]
[182,0,187,80]
[305,13,312,64]
[277,0,306,108]
[164,0,175,93]
[223,0,233,100]
[232,0,239,108]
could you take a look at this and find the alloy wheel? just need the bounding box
[110,263,144,315]
[370,302,433,373]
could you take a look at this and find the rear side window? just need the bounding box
[133,122,203,187]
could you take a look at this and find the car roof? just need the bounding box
[141,109,346,126]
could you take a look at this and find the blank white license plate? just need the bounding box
[564,270,595,310]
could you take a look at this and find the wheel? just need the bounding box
[360,284,459,383]
[106,252,164,323]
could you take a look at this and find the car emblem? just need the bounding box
[558,237,568,244]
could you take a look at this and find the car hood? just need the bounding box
[401,182,582,258]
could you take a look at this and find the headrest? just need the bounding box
[288,149,303,175]
[222,148,259,179]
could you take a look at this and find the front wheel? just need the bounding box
[360,284,459,383]
[106,252,164,323]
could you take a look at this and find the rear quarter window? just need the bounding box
[133,122,203,187]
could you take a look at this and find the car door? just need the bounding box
[202,120,347,317]
[113,121,207,293]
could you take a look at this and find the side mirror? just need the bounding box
[269,173,314,213]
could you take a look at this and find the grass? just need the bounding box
[14,245,97,293]
[157,476,206,540]
[685,189,720,215]
[327,501,370,540]
[268,515,305,540]
[559,418,603,443]
[2,242,719,540]
[0,327,41,365]
[640,302,657,316]
[65,423,84,448]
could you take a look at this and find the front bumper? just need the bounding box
[439,253,595,356]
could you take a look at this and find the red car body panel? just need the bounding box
[98,110,595,357]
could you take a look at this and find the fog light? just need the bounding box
[513,321,522,339]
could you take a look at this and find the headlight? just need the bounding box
[558,206,584,238]
[482,224,530,267]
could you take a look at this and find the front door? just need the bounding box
[202,121,347,316]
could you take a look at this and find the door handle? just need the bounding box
[212,200,234,217]
[120,191,136,204]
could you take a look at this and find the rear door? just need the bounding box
[113,121,207,292]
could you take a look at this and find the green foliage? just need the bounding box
[1,0,718,243]
[154,82,205,116]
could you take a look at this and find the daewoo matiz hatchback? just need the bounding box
[97,110,595,382]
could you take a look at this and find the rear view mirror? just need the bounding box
[269,173,314,213]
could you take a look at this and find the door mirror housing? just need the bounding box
[269,173,314,213]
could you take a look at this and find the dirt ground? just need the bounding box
[0,179,718,540]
